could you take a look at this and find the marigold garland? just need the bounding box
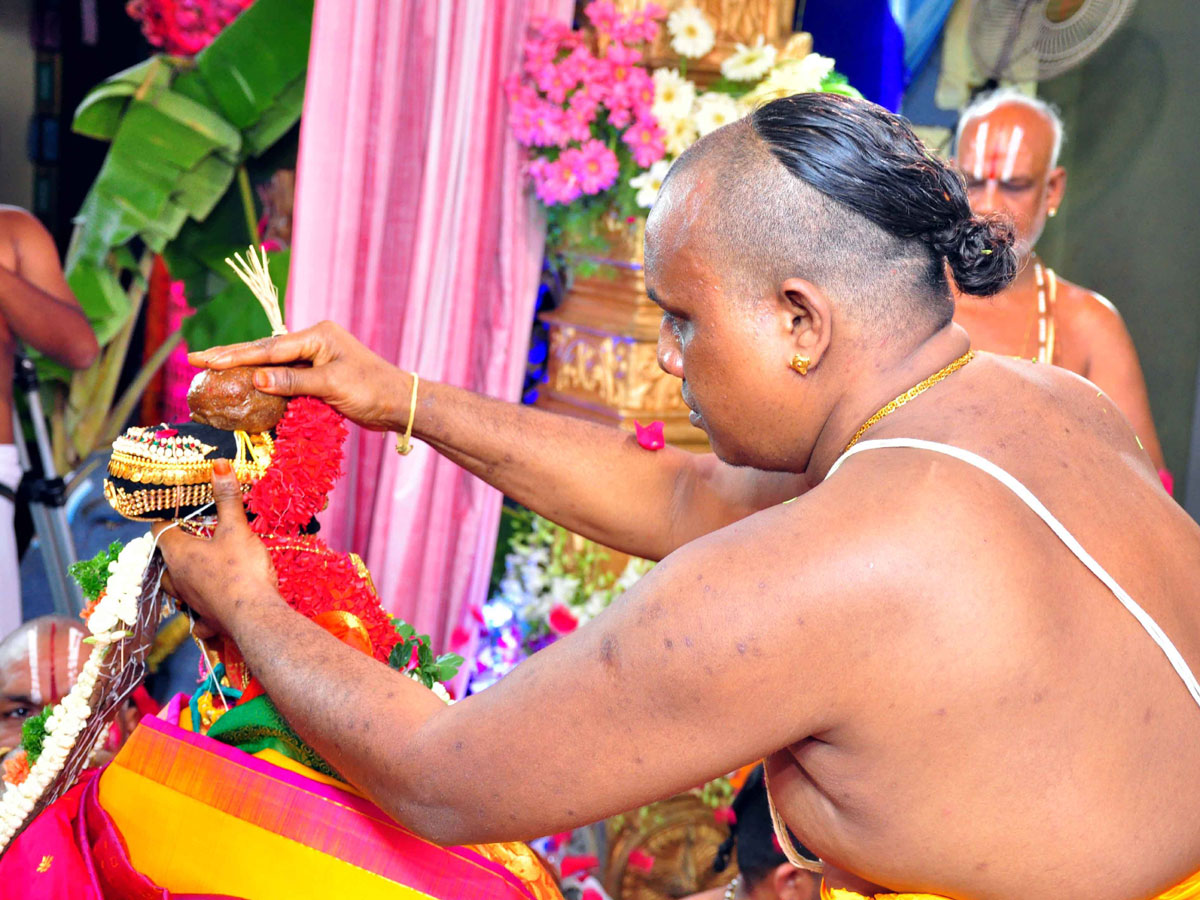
[246,397,347,537]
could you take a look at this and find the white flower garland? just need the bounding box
[0,532,156,853]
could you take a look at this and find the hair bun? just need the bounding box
[930,214,1017,296]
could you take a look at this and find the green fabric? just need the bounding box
[206,695,338,778]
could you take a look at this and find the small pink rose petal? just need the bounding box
[628,849,655,872]
[548,603,579,635]
[635,420,665,451]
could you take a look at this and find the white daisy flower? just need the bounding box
[666,6,715,59]
[720,35,777,82]
[662,113,699,157]
[693,92,742,136]
[652,68,696,123]
[629,158,672,209]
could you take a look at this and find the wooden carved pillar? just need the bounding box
[537,220,708,451]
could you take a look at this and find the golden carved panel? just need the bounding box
[546,325,689,415]
[605,795,736,900]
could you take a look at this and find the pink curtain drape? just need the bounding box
[286,0,571,648]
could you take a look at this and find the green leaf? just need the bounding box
[174,155,237,221]
[21,707,52,764]
[72,58,168,140]
[67,262,133,343]
[243,75,306,156]
[194,0,314,128]
[69,540,125,602]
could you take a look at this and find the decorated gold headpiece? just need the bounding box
[104,247,286,521]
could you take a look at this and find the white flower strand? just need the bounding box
[0,531,156,853]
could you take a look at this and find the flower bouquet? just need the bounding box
[506,2,860,260]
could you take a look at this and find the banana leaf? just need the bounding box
[52,0,312,467]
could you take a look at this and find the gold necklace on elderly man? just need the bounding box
[842,350,975,454]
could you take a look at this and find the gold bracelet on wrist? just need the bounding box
[395,371,419,456]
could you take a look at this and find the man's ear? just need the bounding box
[778,276,833,372]
[771,862,821,900]
[1046,166,1067,215]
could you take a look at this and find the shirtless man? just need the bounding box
[952,90,1168,479]
[158,94,1200,900]
[0,208,99,632]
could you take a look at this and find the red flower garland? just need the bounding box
[126,0,254,57]
[265,538,400,665]
[247,397,347,537]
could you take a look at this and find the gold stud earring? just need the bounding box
[1049,208,1058,218]
[790,355,810,376]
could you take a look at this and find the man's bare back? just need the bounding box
[955,268,1164,472]
[768,355,1199,899]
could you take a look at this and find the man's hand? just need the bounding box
[153,459,281,637]
[189,321,406,432]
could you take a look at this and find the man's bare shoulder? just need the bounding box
[0,207,44,237]
[1052,273,1129,339]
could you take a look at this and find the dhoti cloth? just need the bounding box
[820,869,1200,900]
[0,699,561,900]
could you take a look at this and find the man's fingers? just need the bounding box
[188,324,330,370]
[251,364,327,397]
[151,520,186,559]
[211,459,249,534]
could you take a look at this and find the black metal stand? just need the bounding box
[13,354,82,616]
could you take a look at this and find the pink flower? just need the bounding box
[548,603,580,634]
[563,100,596,143]
[714,806,737,825]
[521,101,568,148]
[522,37,558,77]
[535,60,580,105]
[612,5,664,45]
[608,105,634,129]
[531,158,582,206]
[622,118,666,167]
[510,97,555,147]
[606,42,642,68]
[624,67,656,120]
[634,420,665,450]
[561,854,600,878]
[564,140,619,195]
[583,1,617,36]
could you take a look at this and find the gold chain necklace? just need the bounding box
[842,350,975,453]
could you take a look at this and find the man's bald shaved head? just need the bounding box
[648,93,1016,343]
[957,88,1064,168]
[652,118,946,334]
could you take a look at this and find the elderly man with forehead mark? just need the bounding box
[952,89,1168,485]
[0,616,91,754]
[158,94,1200,900]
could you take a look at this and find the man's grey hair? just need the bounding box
[955,87,1065,168]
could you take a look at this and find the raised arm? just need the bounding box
[191,322,809,560]
[0,208,98,370]
[157,464,850,844]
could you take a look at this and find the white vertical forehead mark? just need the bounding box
[26,629,42,706]
[1001,125,1024,181]
[67,629,82,684]
[971,120,989,180]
